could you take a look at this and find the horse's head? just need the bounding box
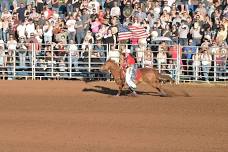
[100,59,113,72]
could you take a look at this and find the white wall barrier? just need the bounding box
[0,43,227,85]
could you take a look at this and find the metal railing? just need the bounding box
[0,43,227,85]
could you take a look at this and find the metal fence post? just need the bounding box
[13,50,16,78]
[69,45,72,78]
[105,44,108,60]
[213,54,216,82]
[32,43,35,80]
[88,45,91,79]
[176,44,181,84]
[51,45,54,78]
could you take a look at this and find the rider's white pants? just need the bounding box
[126,66,136,90]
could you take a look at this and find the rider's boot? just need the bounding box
[129,87,137,96]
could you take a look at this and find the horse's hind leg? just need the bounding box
[156,86,169,97]
[150,82,169,97]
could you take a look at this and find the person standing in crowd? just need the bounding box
[143,47,153,68]
[2,18,9,42]
[68,39,79,73]
[17,3,26,22]
[52,0,59,13]
[17,36,27,67]
[75,15,84,44]
[88,0,100,14]
[6,34,17,56]
[178,20,189,46]
[190,22,202,46]
[192,50,201,80]
[25,18,35,39]
[36,0,44,14]
[182,39,197,75]
[200,48,212,82]
[0,44,6,78]
[66,15,76,43]
[66,0,73,15]
[157,48,167,73]
[215,49,226,79]
[43,21,53,44]
[110,1,120,18]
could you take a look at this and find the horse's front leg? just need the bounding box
[116,83,124,96]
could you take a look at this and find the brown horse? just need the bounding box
[100,59,174,97]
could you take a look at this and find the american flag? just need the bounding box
[118,24,133,41]
[128,25,148,39]
[118,24,148,41]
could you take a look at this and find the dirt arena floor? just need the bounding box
[0,80,227,152]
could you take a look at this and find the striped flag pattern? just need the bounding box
[128,25,148,39]
[118,25,148,41]
[118,24,133,41]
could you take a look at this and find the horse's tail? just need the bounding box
[158,74,175,84]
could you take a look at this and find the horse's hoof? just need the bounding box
[128,92,138,97]
[160,93,168,97]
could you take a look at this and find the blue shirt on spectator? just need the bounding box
[182,46,197,59]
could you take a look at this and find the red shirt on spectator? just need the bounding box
[168,45,182,60]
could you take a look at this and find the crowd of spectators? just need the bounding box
[0,0,227,46]
[0,0,227,80]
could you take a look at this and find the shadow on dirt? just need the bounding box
[82,85,159,96]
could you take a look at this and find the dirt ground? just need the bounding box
[0,80,227,152]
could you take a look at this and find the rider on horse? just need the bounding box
[122,49,137,95]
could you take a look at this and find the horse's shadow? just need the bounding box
[82,85,159,96]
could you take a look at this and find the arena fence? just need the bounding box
[0,43,227,85]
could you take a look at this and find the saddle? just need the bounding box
[121,66,142,82]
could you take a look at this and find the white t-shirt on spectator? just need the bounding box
[111,7,121,17]
[163,6,171,13]
[69,44,79,57]
[43,25,53,37]
[179,25,189,38]
[17,24,26,38]
[1,12,11,20]
[26,23,35,38]
[168,0,175,6]
[7,40,17,50]
[154,6,161,18]
[66,19,76,32]
[88,1,100,14]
